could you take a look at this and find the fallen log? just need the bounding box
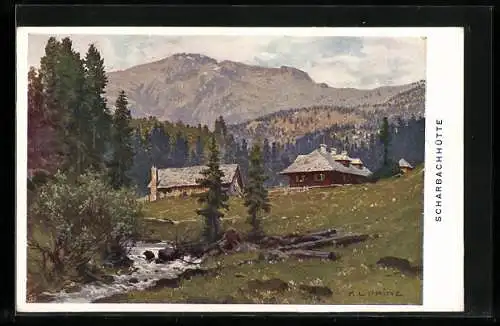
[286,235,325,245]
[277,233,369,251]
[302,228,338,238]
[259,229,338,248]
[286,249,338,260]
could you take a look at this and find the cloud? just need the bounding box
[27,34,425,89]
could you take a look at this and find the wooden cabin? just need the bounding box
[279,144,373,188]
[148,163,244,201]
[398,158,414,174]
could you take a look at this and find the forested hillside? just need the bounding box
[127,114,425,195]
[227,80,425,145]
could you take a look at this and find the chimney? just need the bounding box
[319,144,327,154]
[150,165,158,202]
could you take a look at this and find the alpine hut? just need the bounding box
[148,163,244,201]
[279,144,373,188]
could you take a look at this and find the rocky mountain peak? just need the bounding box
[105,53,423,126]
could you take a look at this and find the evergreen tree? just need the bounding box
[223,134,237,163]
[244,144,271,239]
[263,138,271,163]
[379,117,391,166]
[173,131,189,167]
[28,67,60,173]
[236,138,249,181]
[109,90,134,189]
[195,135,229,243]
[83,43,112,171]
[194,135,205,165]
[54,37,90,176]
[149,126,171,167]
[129,131,152,195]
[39,37,63,128]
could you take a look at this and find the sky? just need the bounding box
[27,34,426,89]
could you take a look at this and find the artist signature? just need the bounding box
[347,289,404,297]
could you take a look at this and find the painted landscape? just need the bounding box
[25,34,425,305]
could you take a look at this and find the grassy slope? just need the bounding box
[104,165,424,304]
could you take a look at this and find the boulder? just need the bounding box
[376,256,422,277]
[143,250,155,261]
[181,268,215,280]
[142,238,160,243]
[247,278,289,292]
[104,255,133,269]
[101,275,115,284]
[158,246,179,262]
[299,284,333,297]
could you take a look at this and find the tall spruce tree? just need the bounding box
[195,135,229,243]
[39,37,62,128]
[54,37,90,176]
[244,144,270,239]
[83,43,112,171]
[379,117,391,166]
[194,135,205,165]
[109,90,134,189]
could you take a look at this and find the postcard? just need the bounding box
[16,27,464,313]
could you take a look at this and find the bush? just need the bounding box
[28,171,142,280]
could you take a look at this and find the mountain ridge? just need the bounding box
[105,52,423,127]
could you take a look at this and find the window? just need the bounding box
[314,173,326,182]
[296,175,306,183]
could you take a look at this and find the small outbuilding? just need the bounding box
[398,158,414,174]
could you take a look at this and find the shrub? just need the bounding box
[28,170,142,280]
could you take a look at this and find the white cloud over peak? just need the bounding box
[27,34,425,89]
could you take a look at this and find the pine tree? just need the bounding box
[244,144,270,239]
[195,135,229,243]
[109,90,135,189]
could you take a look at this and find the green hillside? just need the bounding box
[106,165,424,304]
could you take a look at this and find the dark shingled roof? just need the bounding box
[149,164,240,189]
[280,147,372,177]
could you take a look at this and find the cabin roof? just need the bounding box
[398,158,413,168]
[350,158,363,165]
[149,163,240,189]
[279,148,372,177]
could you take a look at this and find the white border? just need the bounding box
[16,27,464,313]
